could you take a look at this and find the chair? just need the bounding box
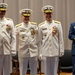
[59,50,72,72]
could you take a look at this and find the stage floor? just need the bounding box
[27,72,72,75]
[11,72,72,75]
[59,72,72,75]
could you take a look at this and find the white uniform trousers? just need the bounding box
[19,57,37,75]
[43,57,59,75]
[0,55,10,75]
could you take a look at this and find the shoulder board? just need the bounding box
[30,22,37,25]
[38,22,45,26]
[6,18,12,21]
[54,20,60,24]
[15,23,22,27]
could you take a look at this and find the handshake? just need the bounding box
[52,26,57,36]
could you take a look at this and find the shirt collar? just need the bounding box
[0,17,5,21]
[22,21,30,28]
[45,20,54,24]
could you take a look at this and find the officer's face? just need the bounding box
[0,11,6,18]
[22,15,30,24]
[44,12,52,22]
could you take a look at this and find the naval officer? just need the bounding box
[38,5,64,75]
[15,8,38,75]
[0,3,16,75]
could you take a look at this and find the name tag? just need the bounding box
[42,28,47,30]
[20,30,25,32]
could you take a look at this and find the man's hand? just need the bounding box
[39,54,43,61]
[60,52,64,57]
[11,51,16,56]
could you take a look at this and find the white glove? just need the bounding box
[11,51,16,56]
[39,54,43,61]
[60,52,64,57]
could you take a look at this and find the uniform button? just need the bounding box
[49,34,51,36]
[45,34,47,36]
[61,42,62,44]
[50,44,52,47]
[49,39,51,42]
[22,37,24,39]
[22,36,24,39]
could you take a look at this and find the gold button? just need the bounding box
[45,34,47,36]
[50,44,52,47]
[49,39,51,42]
[22,36,24,39]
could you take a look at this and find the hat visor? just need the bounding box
[22,14,30,16]
[44,10,52,13]
[0,8,7,11]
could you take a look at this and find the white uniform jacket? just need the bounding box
[15,22,38,58]
[38,20,64,57]
[0,17,16,55]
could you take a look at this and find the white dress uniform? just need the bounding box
[0,3,16,75]
[38,20,64,75]
[38,5,64,75]
[15,21,38,75]
[0,17,16,75]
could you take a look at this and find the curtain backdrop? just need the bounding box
[2,0,75,50]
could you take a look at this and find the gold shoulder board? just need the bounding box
[30,22,37,25]
[16,23,22,27]
[54,20,60,24]
[38,22,45,26]
[6,18,12,21]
